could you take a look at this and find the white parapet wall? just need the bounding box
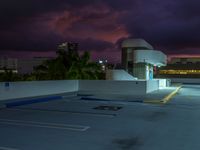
[79,80,159,95]
[155,78,171,87]
[0,80,79,101]
[158,79,167,88]
[0,79,160,101]
[146,80,160,93]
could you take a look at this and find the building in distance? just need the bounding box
[157,55,200,78]
[0,57,54,74]
[121,39,167,80]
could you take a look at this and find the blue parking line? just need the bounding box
[5,96,63,108]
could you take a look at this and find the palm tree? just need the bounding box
[34,58,66,80]
[33,42,102,80]
[57,42,79,70]
[66,51,101,79]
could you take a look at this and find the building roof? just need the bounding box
[121,38,154,49]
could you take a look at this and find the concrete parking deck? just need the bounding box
[1,84,200,150]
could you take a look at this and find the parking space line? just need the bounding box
[0,146,19,150]
[0,119,90,131]
[8,108,117,118]
[144,86,182,104]
[161,86,182,104]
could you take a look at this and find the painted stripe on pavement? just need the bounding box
[0,146,19,150]
[144,85,182,104]
[0,119,90,131]
[8,108,117,118]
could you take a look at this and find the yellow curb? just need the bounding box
[161,86,182,104]
[144,85,182,104]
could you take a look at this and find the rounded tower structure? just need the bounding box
[121,38,167,80]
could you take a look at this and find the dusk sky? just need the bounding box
[1,0,200,62]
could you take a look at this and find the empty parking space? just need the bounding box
[8,97,123,118]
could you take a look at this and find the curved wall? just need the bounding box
[134,50,167,66]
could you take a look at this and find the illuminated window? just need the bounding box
[159,70,200,75]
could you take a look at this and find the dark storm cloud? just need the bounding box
[171,0,200,19]
[0,0,57,28]
[1,0,200,56]
[0,0,128,52]
[78,38,114,51]
[120,0,200,53]
[0,31,62,51]
[0,0,98,29]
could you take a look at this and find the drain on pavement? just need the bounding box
[93,105,122,111]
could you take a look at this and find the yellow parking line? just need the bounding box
[161,86,182,104]
[144,86,182,104]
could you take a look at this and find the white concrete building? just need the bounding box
[17,57,51,74]
[122,39,167,80]
[0,57,53,74]
[0,57,18,73]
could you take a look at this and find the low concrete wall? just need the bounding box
[0,80,78,101]
[170,78,200,84]
[146,80,159,93]
[158,79,167,88]
[79,80,151,95]
[0,79,161,101]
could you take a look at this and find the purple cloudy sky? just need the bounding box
[0,0,200,62]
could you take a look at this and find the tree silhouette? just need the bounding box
[33,42,102,80]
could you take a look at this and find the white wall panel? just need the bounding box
[0,80,78,101]
[79,80,147,95]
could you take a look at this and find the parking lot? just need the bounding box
[0,84,200,150]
